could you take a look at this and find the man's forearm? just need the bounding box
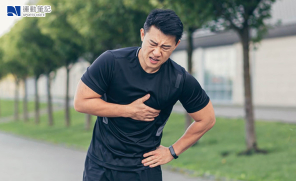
[172,118,215,156]
[74,98,130,118]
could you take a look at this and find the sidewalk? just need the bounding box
[173,103,296,123]
[0,131,209,181]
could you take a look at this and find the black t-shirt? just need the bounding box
[81,47,209,171]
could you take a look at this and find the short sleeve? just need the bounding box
[81,51,114,95]
[179,72,210,113]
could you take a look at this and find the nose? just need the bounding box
[153,47,161,57]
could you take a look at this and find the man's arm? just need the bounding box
[74,80,160,121]
[171,100,216,156]
[142,100,216,167]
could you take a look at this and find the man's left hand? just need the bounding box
[142,145,174,168]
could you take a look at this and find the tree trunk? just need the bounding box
[23,78,29,122]
[185,28,195,129]
[14,78,20,121]
[46,73,54,126]
[34,76,40,124]
[85,114,92,131]
[240,27,257,152]
[234,25,267,155]
[65,66,70,127]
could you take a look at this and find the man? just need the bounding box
[74,9,216,181]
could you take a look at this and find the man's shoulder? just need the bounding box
[167,58,187,76]
[109,47,139,59]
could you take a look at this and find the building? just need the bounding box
[0,0,295,108]
[171,0,296,107]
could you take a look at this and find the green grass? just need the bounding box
[0,108,94,149]
[0,110,295,181]
[0,99,47,118]
[161,113,296,181]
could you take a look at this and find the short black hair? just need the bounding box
[143,9,183,44]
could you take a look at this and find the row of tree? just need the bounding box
[0,0,276,154]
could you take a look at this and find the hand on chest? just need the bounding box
[107,73,181,110]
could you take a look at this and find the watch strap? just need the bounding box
[169,145,178,159]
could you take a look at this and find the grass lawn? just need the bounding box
[0,109,295,181]
[0,99,47,118]
[161,114,296,181]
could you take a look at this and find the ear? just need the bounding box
[140,28,145,42]
[175,39,181,47]
[173,39,181,51]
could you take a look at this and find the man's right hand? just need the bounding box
[126,94,160,121]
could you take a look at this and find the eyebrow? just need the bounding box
[150,40,172,48]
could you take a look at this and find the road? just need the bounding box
[0,131,203,181]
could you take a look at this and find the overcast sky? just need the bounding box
[0,0,29,37]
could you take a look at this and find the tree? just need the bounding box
[205,0,275,154]
[161,0,213,130]
[39,0,84,127]
[0,28,29,121]
[17,17,61,126]
[0,47,7,118]
[66,0,151,130]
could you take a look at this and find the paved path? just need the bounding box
[0,131,204,181]
[173,104,296,123]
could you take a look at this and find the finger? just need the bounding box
[146,107,161,114]
[144,115,158,119]
[143,151,155,158]
[149,162,160,168]
[144,159,158,166]
[144,118,154,122]
[142,155,155,164]
[141,94,150,102]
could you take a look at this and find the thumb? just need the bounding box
[141,94,150,102]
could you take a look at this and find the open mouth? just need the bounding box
[149,57,159,64]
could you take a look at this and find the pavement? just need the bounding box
[0,131,205,181]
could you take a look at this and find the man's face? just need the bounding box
[139,26,180,73]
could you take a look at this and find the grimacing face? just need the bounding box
[138,26,180,74]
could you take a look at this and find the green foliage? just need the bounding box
[0,24,29,81]
[38,0,84,67]
[0,47,6,80]
[65,0,151,62]
[161,0,213,30]
[17,17,61,77]
[206,0,276,42]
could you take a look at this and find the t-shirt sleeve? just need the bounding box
[179,72,210,113]
[81,50,114,95]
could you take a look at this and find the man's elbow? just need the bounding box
[73,98,84,113]
[209,116,216,129]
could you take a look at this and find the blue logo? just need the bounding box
[7,6,21,16]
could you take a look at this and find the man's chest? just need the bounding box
[106,70,182,110]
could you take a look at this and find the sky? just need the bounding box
[0,0,29,37]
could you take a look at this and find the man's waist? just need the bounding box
[87,150,150,171]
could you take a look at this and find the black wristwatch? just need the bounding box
[169,145,178,159]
